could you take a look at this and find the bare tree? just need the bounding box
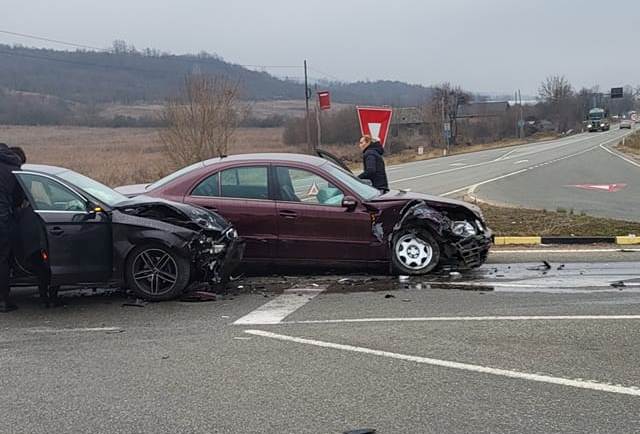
[538,75,573,104]
[160,74,247,167]
[424,83,470,146]
[538,75,574,131]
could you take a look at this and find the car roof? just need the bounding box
[19,163,69,175]
[204,153,328,167]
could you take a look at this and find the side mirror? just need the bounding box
[86,202,104,218]
[342,196,357,211]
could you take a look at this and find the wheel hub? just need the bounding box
[395,233,434,271]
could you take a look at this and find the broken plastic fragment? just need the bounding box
[180,291,217,302]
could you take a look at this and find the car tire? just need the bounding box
[126,243,190,301]
[391,227,440,275]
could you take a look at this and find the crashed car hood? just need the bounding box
[113,195,230,232]
[114,183,149,197]
[367,190,483,218]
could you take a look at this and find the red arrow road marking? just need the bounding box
[566,183,627,192]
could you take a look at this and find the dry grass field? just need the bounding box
[616,129,640,160]
[0,125,297,187]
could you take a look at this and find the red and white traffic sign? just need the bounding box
[356,106,393,146]
[566,183,627,192]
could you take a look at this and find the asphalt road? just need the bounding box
[2,250,640,434]
[387,126,640,221]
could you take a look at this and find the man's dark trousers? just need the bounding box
[0,217,12,304]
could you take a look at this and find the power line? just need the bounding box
[308,66,344,83]
[0,29,349,86]
[0,28,304,71]
[0,48,167,74]
[0,29,107,51]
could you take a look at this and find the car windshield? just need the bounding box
[325,163,381,200]
[147,161,204,191]
[57,170,128,207]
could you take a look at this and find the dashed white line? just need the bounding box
[245,330,640,397]
[28,327,122,333]
[233,287,326,325]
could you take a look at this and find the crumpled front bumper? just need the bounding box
[217,237,245,280]
[452,231,492,268]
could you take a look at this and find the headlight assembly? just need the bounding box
[451,221,477,237]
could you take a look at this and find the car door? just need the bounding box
[274,165,378,264]
[15,172,113,285]
[183,165,277,262]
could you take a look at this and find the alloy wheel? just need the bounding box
[132,248,179,296]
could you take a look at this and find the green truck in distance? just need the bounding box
[587,108,610,132]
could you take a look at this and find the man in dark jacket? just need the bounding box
[357,135,389,192]
[0,143,23,312]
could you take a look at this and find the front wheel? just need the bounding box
[126,244,190,301]
[391,228,440,275]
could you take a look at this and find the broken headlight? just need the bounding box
[197,235,226,255]
[451,221,477,237]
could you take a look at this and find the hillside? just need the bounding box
[0,44,434,111]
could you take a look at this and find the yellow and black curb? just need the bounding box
[493,236,640,246]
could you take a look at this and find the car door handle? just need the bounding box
[49,227,64,236]
[279,210,297,219]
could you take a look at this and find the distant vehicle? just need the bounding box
[620,119,633,129]
[11,165,244,301]
[587,108,610,132]
[117,152,492,275]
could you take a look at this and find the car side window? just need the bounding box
[220,166,269,200]
[275,167,345,206]
[18,173,86,212]
[191,173,220,197]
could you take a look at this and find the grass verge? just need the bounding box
[479,203,640,237]
[615,128,640,160]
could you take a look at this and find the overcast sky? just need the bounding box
[2,0,639,95]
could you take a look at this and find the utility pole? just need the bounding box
[441,94,447,155]
[518,89,524,139]
[314,84,321,149]
[515,91,519,138]
[304,60,311,152]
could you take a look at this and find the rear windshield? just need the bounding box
[147,162,204,191]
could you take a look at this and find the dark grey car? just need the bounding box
[10,164,244,301]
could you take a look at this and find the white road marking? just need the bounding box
[514,159,529,164]
[391,135,592,184]
[28,327,122,333]
[280,315,640,325]
[245,330,640,397]
[492,248,640,253]
[599,144,640,168]
[442,169,527,196]
[233,287,325,325]
[449,163,467,167]
[493,148,519,161]
[442,134,629,197]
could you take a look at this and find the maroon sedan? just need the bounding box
[117,153,491,275]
